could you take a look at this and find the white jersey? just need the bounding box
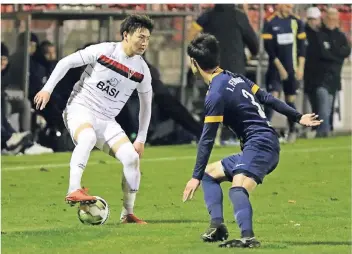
[42,42,152,143]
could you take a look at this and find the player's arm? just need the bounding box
[296,19,307,79]
[262,20,287,78]
[41,43,107,94]
[238,10,259,56]
[250,83,302,122]
[192,93,224,180]
[135,65,153,146]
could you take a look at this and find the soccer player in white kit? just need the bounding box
[34,14,154,224]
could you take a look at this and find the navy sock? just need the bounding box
[286,101,296,133]
[229,187,254,238]
[264,105,274,121]
[202,173,224,227]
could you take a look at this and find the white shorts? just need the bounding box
[62,103,127,154]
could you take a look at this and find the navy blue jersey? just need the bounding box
[192,71,302,180]
[262,13,306,74]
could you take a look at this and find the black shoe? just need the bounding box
[201,223,229,242]
[219,237,260,248]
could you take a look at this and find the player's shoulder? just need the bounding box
[290,14,303,22]
[137,56,151,76]
[291,14,303,25]
[84,42,117,54]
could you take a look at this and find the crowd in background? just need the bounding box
[1,4,351,155]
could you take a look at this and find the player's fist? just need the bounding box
[295,70,304,81]
[183,178,200,202]
[34,90,51,110]
[279,69,288,81]
[133,141,145,158]
[299,113,323,127]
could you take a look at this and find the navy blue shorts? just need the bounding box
[266,73,298,96]
[221,145,280,184]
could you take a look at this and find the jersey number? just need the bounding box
[242,89,266,118]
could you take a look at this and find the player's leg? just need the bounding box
[63,108,97,204]
[200,161,229,242]
[219,173,261,248]
[219,146,279,248]
[95,120,146,224]
[283,77,298,143]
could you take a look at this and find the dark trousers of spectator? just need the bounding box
[1,99,16,148]
[307,86,333,137]
[330,92,338,131]
[4,97,32,132]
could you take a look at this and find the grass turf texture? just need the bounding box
[1,136,351,254]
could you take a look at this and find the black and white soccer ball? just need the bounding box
[77,196,110,225]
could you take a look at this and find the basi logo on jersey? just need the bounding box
[96,80,121,98]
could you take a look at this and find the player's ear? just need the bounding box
[123,31,128,42]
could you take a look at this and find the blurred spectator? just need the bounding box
[1,97,53,155]
[304,7,323,116]
[188,4,259,145]
[35,40,65,130]
[315,8,350,136]
[1,42,32,132]
[37,40,58,77]
[8,32,47,100]
[262,4,306,143]
[188,4,259,74]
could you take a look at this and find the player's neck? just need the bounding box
[121,41,135,57]
[203,67,223,85]
[279,11,290,18]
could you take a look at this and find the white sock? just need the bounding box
[121,175,137,216]
[115,142,140,217]
[67,128,97,194]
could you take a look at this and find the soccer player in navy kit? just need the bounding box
[262,4,306,143]
[182,34,322,248]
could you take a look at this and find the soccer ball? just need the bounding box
[77,196,110,225]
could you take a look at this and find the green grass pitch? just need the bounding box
[1,136,351,254]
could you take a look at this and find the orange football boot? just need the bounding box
[121,214,147,224]
[65,187,96,206]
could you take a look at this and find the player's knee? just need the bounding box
[76,128,97,150]
[118,144,139,169]
[231,174,257,193]
[205,161,225,180]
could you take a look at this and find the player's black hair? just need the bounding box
[187,33,220,71]
[120,14,154,37]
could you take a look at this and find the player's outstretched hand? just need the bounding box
[183,178,200,202]
[34,90,51,110]
[299,113,323,127]
[133,141,145,158]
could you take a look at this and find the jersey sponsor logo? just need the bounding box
[277,33,294,45]
[97,55,144,83]
[96,81,120,98]
[107,77,120,87]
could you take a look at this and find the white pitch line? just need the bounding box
[1,145,350,172]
